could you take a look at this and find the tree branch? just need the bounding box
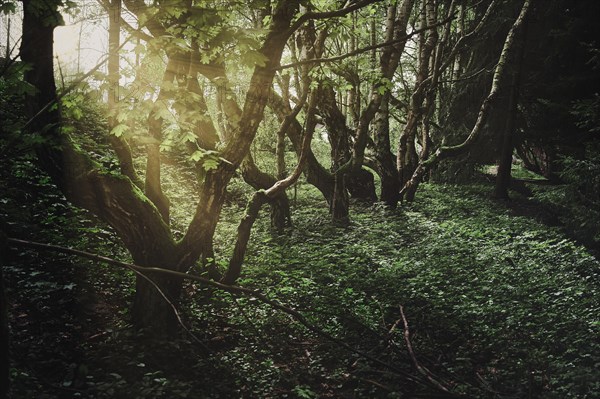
[221,90,319,284]
[287,0,381,37]
[276,16,453,71]
[7,237,422,385]
[400,306,457,395]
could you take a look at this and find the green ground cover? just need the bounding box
[3,163,599,398]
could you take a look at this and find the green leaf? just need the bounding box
[153,106,172,121]
[190,150,204,162]
[241,49,268,68]
[202,158,219,171]
[110,124,128,137]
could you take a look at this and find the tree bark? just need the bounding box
[319,85,377,205]
[493,80,518,200]
[0,230,9,399]
[21,0,180,335]
[180,0,300,268]
[20,0,303,336]
[107,0,142,188]
[494,9,528,199]
[369,0,414,206]
[130,248,184,336]
[397,0,436,191]
[373,92,401,207]
[268,90,336,204]
[240,154,291,231]
[223,91,319,281]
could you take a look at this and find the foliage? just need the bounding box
[4,150,599,397]
[528,145,600,250]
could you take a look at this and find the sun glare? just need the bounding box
[53,18,107,74]
[53,24,79,59]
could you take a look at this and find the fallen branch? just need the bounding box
[399,305,457,395]
[126,260,210,353]
[7,237,423,386]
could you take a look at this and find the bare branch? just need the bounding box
[6,237,422,384]
[287,0,382,36]
[400,306,456,395]
[127,261,209,352]
[276,16,454,71]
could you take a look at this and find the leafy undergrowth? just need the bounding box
[3,169,599,397]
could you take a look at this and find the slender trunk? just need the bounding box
[331,172,349,224]
[493,79,518,199]
[107,0,141,188]
[275,74,287,181]
[319,85,375,207]
[374,93,400,206]
[268,91,335,204]
[372,3,402,207]
[144,58,179,223]
[0,231,9,399]
[185,52,219,150]
[20,0,62,178]
[494,13,528,199]
[5,14,9,60]
[181,0,301,277]
[276,129,286,179]
[450,0,465,88]
[397,0,436,191]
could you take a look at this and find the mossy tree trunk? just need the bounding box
[241,154,291,232]
[319,85,377,207]
[20,0,301,336]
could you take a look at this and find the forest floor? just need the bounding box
[2,162,599,398]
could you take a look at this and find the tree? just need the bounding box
[19,0,302,334]
[493,15,528,199]
[18,0,383,335]
[400,0,533,201]
[514,0,600,180]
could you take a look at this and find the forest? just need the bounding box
[0,0,599,397]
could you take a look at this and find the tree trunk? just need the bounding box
[21,0,301,338]
[107,0,141,188]
[268,91,336,204]
[131,265,183,336]
[0,231,9,399]
[331,172,349,224]
[240,154,291,232]
[397,0,436,193]
[20,0,182,336]
[494,10,528,199]
[347,169,377,202]
[493,84,518,200]
[373,92,400,207]
[276,128,286,180]
[319,85,375,208]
